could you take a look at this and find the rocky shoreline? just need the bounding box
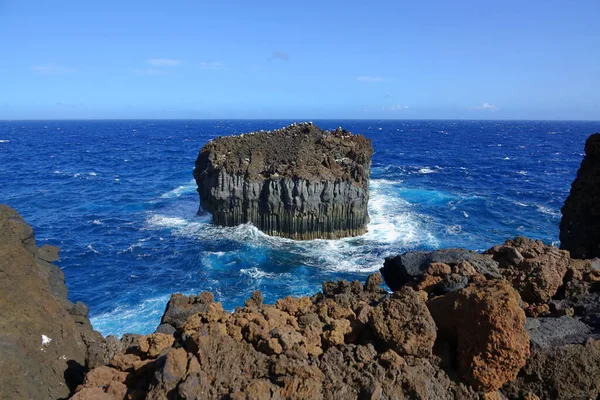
[2,203,600,399]
[193,123,373,240]
[1,133,599,399]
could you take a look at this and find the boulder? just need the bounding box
[193,123,373,240]
[560,132,600,258]
[381,248,501,291]
[368,287,437,357]
[485,237,569,303]
[428,280,530,392]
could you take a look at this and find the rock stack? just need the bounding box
[560,132,600,258]
[193,123,373,240]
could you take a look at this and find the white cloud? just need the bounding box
[30,64,73,75]
[386,104,409,111]
[200,62,223,70]
[134,68,166,76]
[471,102,498,111]
[147,58,183,67]
[356,76,384,83]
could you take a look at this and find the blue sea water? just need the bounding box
[0,119,598,336]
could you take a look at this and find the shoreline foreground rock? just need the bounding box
[193,123,373,240]
[4,205,600,399]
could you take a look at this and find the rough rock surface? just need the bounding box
[428,280,530,392]
[0,205,101,400]
[503,317,600,400]
[76,274,479,400]
[485,237,569,304]
[381,248,501,291]
[194,123,373,240]
[560,132,600,258]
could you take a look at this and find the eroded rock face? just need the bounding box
[560,132,600,258]
[428,280,530,392]
[194,123,373,240]
[0,205,101,400]
[485,237,570,304]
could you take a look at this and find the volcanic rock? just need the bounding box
[0,205,101,400]
[560,132,600,258]
[381,248,501,291]
[428,280,530,392]
[485,237,570,304]
[193,123,373,240]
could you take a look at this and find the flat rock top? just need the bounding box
[196,123,373,183]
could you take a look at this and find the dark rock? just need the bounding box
[560,132,600,259]
[158,292,215,331]
[0,206,99,399]
[193,123,373,240]
[525,316,597,348]
[502,338,600,400]
[381,248,501,291]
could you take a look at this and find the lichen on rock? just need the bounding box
[193,123,373,240]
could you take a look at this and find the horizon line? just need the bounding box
[1,118,600,123]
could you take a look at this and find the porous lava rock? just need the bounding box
[485,236,570,304]
[427,280,530,392]
[194,123,373,240]
[560,132,600,258]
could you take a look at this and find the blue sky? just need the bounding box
[1,0,599,120]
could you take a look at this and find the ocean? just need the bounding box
[0,119,598,336]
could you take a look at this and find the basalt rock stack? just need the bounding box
[193,123,373,240]
[560,132,600,258]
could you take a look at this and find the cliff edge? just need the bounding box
[560,132,600,258]
[193,123,373,240]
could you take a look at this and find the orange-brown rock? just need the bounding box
[428,280,530,392]
[368,287,437,357]
[485,236,569,303]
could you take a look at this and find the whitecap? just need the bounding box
[89,172,97,176]
[160,181,197,199]
[240,267,288,279]
[536,204,560,217]
[86,244,100,254]
[462,211,469,218]
[417,167,436,174]
[91,219,102,225]
[517,171,527,175]
[503,157,511,160]
[0,140,9,143]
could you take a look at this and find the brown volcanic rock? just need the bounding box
[560,132,600,258]
[194,123,373,240]
[485,236,569,304]
[0,206,100,400]
[368,287,437,357]
[428,280,530,392]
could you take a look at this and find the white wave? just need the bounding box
[89,172,98,176]
[536,204,560,217]
[86,244,100,254]
[418,167,436,174]
[240,267,290,279]
[160,181,197,198]
[54,170,61,174]
[463,211,469,218]
[142,179,437,275]
[90,295,171,337]
[514,201,528,207]
[91,219,102,225]
[503,157,511,160]
[517,171,527,175]
[0,140,9,143]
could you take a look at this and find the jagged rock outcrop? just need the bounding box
[560,132,600,258]
[0,205,103,400]
[193,123,373,240]
[380,248,501,291]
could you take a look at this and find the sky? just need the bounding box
[1,0,599,120]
